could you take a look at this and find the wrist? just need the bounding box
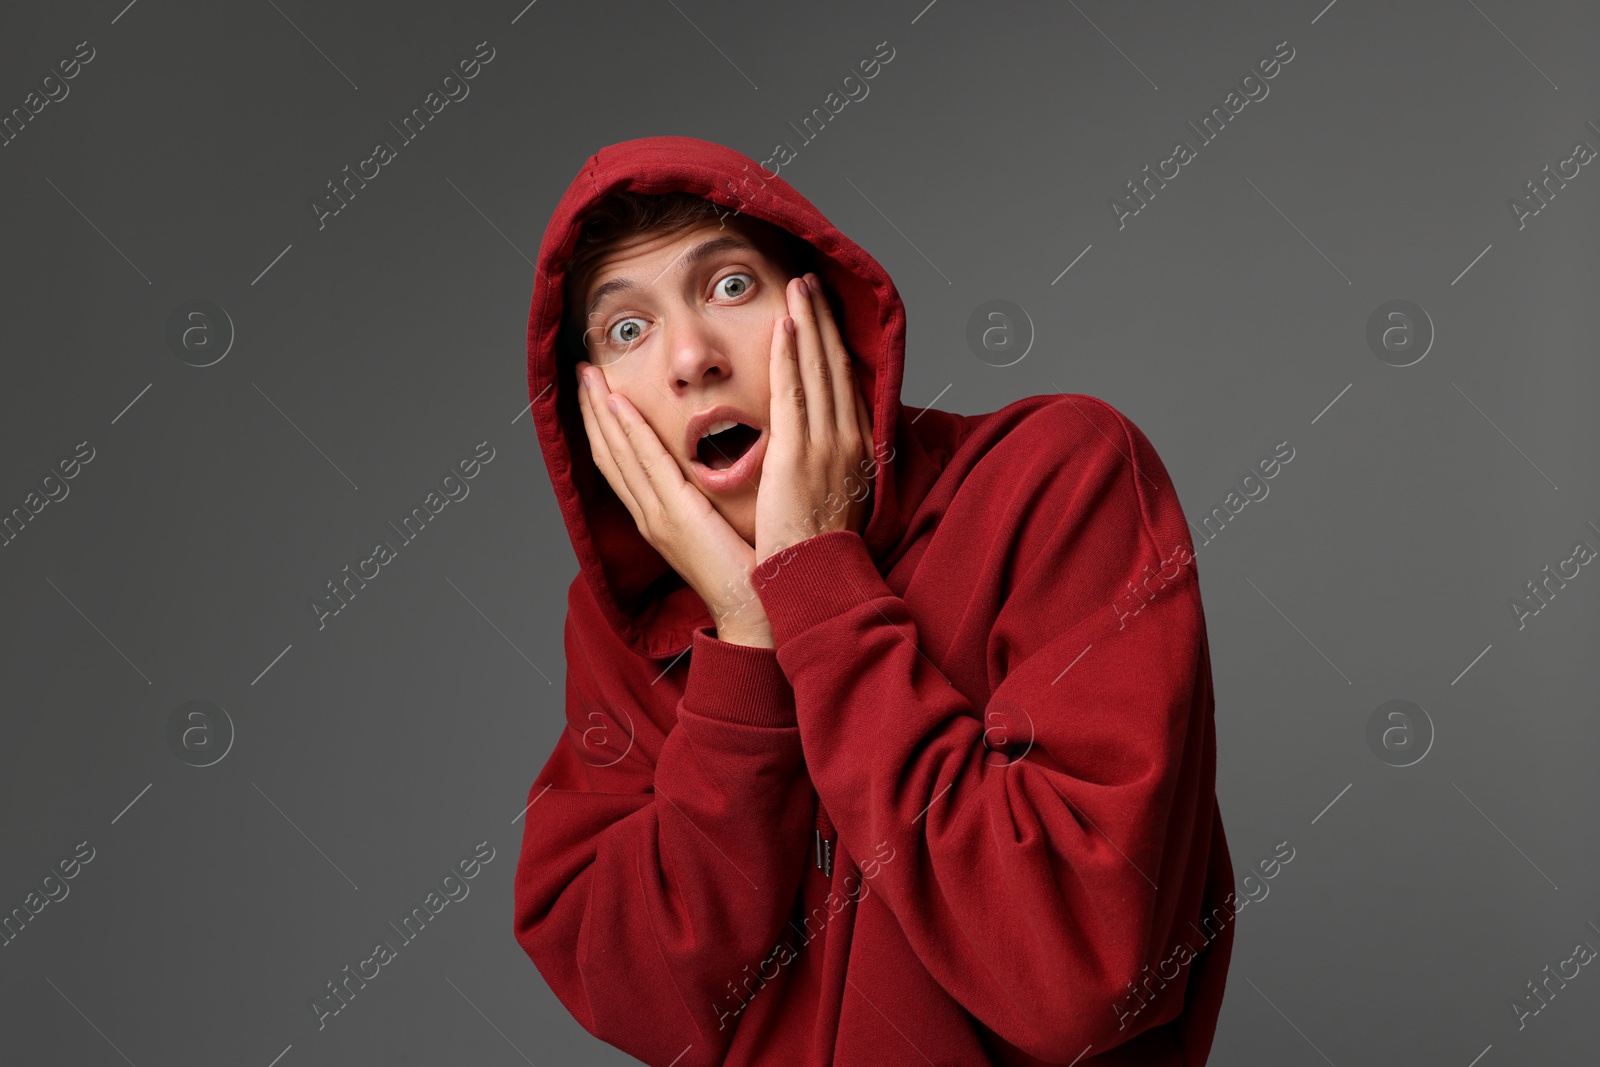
[715,621,775,649]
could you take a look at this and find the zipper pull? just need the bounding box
[814,828,833,877]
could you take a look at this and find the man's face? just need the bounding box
[578,217,795,546]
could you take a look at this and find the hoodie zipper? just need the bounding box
[813,801,835,878]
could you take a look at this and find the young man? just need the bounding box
[514,136,1236,1067]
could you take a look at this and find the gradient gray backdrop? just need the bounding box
[2,0,1596,1064]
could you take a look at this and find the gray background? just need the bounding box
[1,0,1596,1064]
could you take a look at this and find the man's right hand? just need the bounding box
[575,361,775,647]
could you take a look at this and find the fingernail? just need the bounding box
[805,273,819,294]
[578,370,588,391]
[783,316,796,337]
[605,395,618,414]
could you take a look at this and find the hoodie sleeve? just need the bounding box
[512,607,816,1067]
[752,398,1221,1062]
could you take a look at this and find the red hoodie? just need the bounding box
[513,135,1235,1067]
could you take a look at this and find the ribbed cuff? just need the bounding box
[752,530,892,647]
[680,625,797,727]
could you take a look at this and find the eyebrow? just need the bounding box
[583,235,760,320]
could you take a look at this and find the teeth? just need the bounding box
[700,419,738,439]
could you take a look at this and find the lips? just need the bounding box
[684,404,767,495]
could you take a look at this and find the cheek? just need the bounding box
[640,407,683,457]
[732,316,778,397]
[608,381,678,453]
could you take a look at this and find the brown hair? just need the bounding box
[558,190,815,365]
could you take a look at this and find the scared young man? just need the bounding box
[513,135,1236,1067]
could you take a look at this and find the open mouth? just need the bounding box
[695,420,761,471]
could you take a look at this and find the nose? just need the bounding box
[665,312,731,391]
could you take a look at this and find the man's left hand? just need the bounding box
[755,272,875,567]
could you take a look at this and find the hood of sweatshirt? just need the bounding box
[525,135,954,659]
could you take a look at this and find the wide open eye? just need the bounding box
[606,317,647,347]
[713,272,754,301]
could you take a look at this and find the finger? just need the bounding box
[848,382,874,503]
[591,390,668,527]
[575,364,641,520]
[853,379,874,465]
[583,367,661,525]
[790,276,833,442]
[608,391,693,510]
[807,274,860,437]
[769,311,806,453]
